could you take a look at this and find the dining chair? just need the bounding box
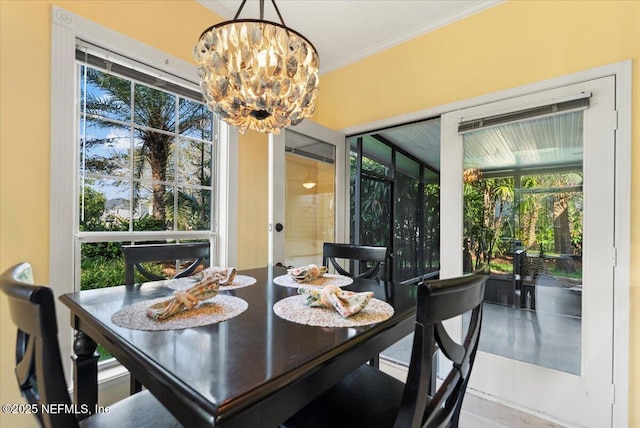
[122,242,210,394]
[0,263,182,428]
[280,265,489,428]
[322,243,390,281]
[323,243,391,367]
[121,242,210,286]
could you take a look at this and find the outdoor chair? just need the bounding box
[280,265,489,428]
[0,262,181,428]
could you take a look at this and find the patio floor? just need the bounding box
[381,302,581,375]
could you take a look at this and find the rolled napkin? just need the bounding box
[299,284,374,318]
[147,275,219,320]
[287,264,328,283]
[200,266,237,286]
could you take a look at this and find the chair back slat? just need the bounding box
[424,369,463,428]
[433,323,465,365]
[1,263,80,428]
[322,243,390,281]
[394,265,489,428]
[122,242,210,285]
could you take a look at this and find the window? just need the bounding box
[52,7,237,371]
[77,48,217,291]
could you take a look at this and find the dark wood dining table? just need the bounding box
[59,266,418,427]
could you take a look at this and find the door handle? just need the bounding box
[275,223,284,232]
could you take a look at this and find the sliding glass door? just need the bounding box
[441,76,616,427]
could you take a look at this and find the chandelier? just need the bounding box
[463,168,483,183]
[193,0,320,135]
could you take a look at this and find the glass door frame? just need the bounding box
[339,60,631,427]
[268,120,347,266]
[441,76,617,427]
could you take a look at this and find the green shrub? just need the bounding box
[81,257,127,290]
[81,256,164,362]
[80,256,165,290]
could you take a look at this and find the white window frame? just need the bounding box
[51,6,238,382]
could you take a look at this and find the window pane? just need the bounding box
[463,176,515,276]
[360,177,391,247]
[80,241,132,291]
[133,131,176,183]
[362,136,392,176]
[362,156,390,177]
[81,119,130,177]
[286,131,336,162]
[135,183,172,231]
[80,181,132,231]
[179,99,213,140]
[178,138,212,186]
[284,154,335,267]
[423,182,440,272]
[134,84,176,132]
[394,172,419,281]
[396,152,420,179]
[463,111,583,375]
[423,167,439,185]
[81,66,132,123]
[177,187,211,231]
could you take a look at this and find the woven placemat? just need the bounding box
[273,295,394,328]
[111,294,248,331]
[273,274,353,288]
[168,275,257,291]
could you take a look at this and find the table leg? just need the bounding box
[72,330,99,420]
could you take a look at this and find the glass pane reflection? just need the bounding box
[462,111,583,375]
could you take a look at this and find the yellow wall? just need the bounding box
[0,0,638,426]
[0,1,229,426]
[315,1,639,426]
[237,130,269,269]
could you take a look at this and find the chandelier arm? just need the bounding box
[232,0,248,20]
[270,0,288,29]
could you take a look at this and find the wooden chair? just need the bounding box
[322,243,390,281]
[121,242,210,285]
[280,265,489,428]
[323,243,390,367]
[122,242,210,394]
[0,263,181,428]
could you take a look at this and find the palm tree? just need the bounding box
[464,177,513,270]
[82,67,211,226]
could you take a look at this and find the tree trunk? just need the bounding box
[148,132,170,224]
[523,197,540,249]
[553,193,575,272]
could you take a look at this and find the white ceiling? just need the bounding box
[198,1,577,174]
[198,0,578,175]
[198,0,502,74]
